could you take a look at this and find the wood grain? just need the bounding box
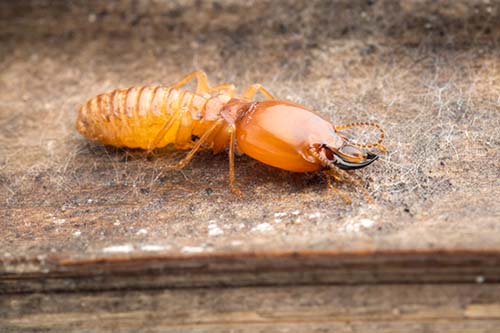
[2,285,500,333]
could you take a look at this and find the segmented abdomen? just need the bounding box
[76,86,206,149]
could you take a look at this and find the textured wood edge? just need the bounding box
[2,250,500,293]
[2,284,500,333]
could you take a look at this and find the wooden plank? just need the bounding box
[2,284,500,333]
[2,251,500,293]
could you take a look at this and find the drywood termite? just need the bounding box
[76,70,385,202]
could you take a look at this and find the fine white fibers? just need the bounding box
[141,244,170,252]
[251,223,273,232]
[208,223,224,236]
[359,218,375,228]
[181,246,205,253]
[136,228,148,235]
[341,218,376,233]
[102,244,134,253]
[308,212,321,219]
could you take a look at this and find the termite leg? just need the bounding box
[147,112,182,154]
[173,71,237,96]
[175,94,197,150]
[322,171,352,204]
[148,82,236,154]
[147,91,189,153]
[228,126,242,196]
[209,84,236,96]
[327,168,374,204]
[163,120,223,172]
[242,84,275,100]
[172,70,211,94]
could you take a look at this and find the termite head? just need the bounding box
[313,140,379,171]
[236,100,382,173]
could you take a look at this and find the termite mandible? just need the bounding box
[76,70,386,202]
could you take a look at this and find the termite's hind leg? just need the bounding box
[172,70,211,94]
[242,84,275,100]
[163,120,223,172]
[148,91,193,153]
[322,171,352,204]
[228,127,242,196]
[146,111,182,154]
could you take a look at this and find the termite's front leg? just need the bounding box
[322,171,352,204]
[325,168,374,204]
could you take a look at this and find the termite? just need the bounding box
[76,70,385,202]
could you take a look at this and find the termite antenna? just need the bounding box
[335,122,386,152]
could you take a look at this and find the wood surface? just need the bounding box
[3,284,500,333]
[0,1,499,332]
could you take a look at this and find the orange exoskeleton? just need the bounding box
[76,71,385,202]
